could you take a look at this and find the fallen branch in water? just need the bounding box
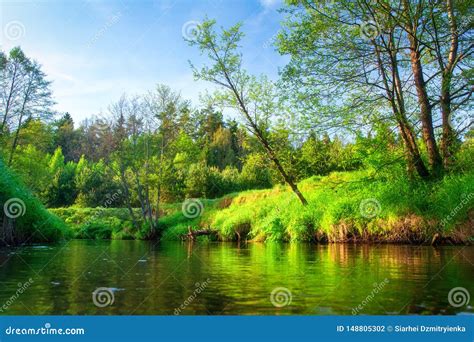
[181,226,218,240]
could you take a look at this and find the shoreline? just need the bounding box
[47,205,474,246]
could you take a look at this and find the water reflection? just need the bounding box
[0,240,472,315]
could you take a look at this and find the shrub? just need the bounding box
[0,158,69,245]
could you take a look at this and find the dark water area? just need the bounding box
[0,240,473,315]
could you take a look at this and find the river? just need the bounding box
[0,240,472,315]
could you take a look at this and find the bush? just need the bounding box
[161,169,474,243]
[51,207,142,240]
[0,158,69,245]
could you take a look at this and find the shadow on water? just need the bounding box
[0,240,473,315]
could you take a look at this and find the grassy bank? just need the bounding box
[51,169,474,244]
[0,159,69,245]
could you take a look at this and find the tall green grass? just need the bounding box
[0,159,69,244]
[50,169,474,243]
[160,169,474,243]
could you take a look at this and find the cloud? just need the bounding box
[259,0,282,9]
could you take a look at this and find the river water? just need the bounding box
[0,240,472,315]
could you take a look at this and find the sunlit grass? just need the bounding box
[51,169,474,243]
[162,169,474,242]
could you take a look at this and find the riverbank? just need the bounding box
[0,160,69,246]
[51,169,474,244]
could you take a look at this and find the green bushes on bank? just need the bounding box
[51,207,140,240]
[205,170,474,242]
[51,169,474,243]
[0,159,69,245]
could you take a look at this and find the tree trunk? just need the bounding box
[154,136,165,225]
[8,89,31,166]
[223,73,308,205]
[398,119,430,179]
[8,111,24,166]
[440,79,455,168]
[1,64,19,133]
[374,39,430,179]
[258,134,308,205]
[143,136,155,234]
[119,163,139,230]
[0,214,15,246]
[133,170,147,219]
[408,43,443,174]
[440,0,459,169]
[403,0,443,175]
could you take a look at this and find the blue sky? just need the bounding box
[0,0,287,123]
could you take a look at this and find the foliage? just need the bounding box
[165,167,474,242]
[49,138,474,243]
[0,158,69,245]
[0,47,54,166]
[0,9,472,246]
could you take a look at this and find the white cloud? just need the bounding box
[259,0,281,9]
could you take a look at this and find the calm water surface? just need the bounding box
[0,240,473,315]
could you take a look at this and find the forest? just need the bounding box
[0,0,473,246]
